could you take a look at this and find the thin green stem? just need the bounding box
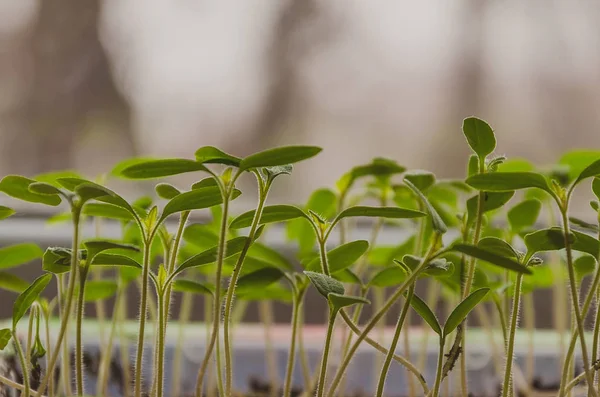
[0,374,46,397]
[14,329,31,397]
[171,291,193,397]
[37,208,81,396]
[260,300,279,397]
[196,193,231,397]
[297,306,312,393]
[283,292,303,397]
[431,337,446,397]
[326,243,438,397]
[97,285,123,397]
[563,361,600,396]
[26,308,35,379]
[224,179,269,395]
[118,295,131,397]
[156,292,166,397]
[559,208,597,397]
[502,273,523,397]
[42,308,53,397]
[375,284,415,397]
[317,310,337,397]
[593,287,600,396]
[134,238,153,397]
[75,267,88,396]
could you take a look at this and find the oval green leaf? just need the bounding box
[524,228,572,256]
[0,176,62,206]
[369,266,407,288]
[575,158,600,186]
[404,170,436,192]
[13,273,52,328]
[508,199,542,233]
[240,146,322,170]
[466,191,514,226]
[409,293,442,336]
[160,186,229,223]
[90,253,142,269]
[195,146,242,167]
[83,203,134,221]
[236,267,284,295]
[117,158,208,179]
[477,237,519,260]
[155,183,181,200]
[462,117,496,159]
[334,206,426,224]
[231,205,308,229]
[0,328,11,350]
[0,243,43,269]
[443,287,490,337]
[173,279,214,296]
[403,179,447,234]
[0,206,15,221]
[304,271,344,298]
[327,292,369,311]
[0,271,29,293]
[466,172,552,194]
[28,182,64,196]
[175,237,249,275]
[84,280,118,302]
[451,244,531,274]
[305,240,369,273]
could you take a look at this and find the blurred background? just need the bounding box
[1,0,600,328]
[2,0,600,203]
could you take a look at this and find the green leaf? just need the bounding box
[60,179,136,216]
[247,243,294,271]
[183,224,219,248]
[333,269,363,285]
[404,179,447,234]
[0,206,15,221]
[559,150,600,183]
[466,172,552,194]
[462,117,496,159]
[191,178,219,190]
[477,237,519,260]
[13,273,52,328]
[524,228,572,255]
[572,230,600,260]
[369,266,407,288]
[570,217,598,233]
[34,170,83,186]
[404,170,436,192]
[195,146,242,167]
[90,253,142,269]
[409,293,442,336]
[175,237,249,274]
[155,183,181,199]
[0,243,43,269]
[173,280,214,295]
[28,182,64,196]
[83,203,134,221]
[84,281,118,302]
[236,267,284,295]
[337,158,406,193]
[262,165,293,179]
[334,206,426,224]
[451,244,532,274]
[0,271,29,293]
[83,240,139,263]
[160,186,231,223]
[304,271,344,298]
[574,255,596,278]
[305,240,369,272]
[592,178,600,201]
[467,155,479,177]
[231,205,308,229]
[236,283,293,303]
[574,158,600,186]
[508,199,542,232]
[240,146,322,170]
[117,158,208,179]
[443,288,490,337]
[497,158,534,173]
[42,247,74,274]
[0,176,62,206]
[327,293,369,310]
[0,328,11,350]
[110,157,158,177]
[466,191,515,225]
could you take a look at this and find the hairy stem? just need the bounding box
[431,337,446,397]
[155,292,166,397]
[317,311,337,397]
[171,291,193,397]
[75,267,88,396]
[375,284,415,397]
[283,293,303,397]
[37,208,81,396]
[97,286,123,396]
[502,273,523,397]
[134,239,153,397]
[14,329,31,397]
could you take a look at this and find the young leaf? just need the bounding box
[83,240,139,264]
[409,293,442,336]
[508,199,542,232]
[28,182,64,196]
[574,255,596,278]
[175,237,249,274]
[155,183,181,200]
[466,172,552,195]
[13,273,52,328]
[304,271,344,298]
[42,247,74,274]
[117,158,208,179]
[173,280,214,296]
[230,205,308,229]
[83,203,134,221]
[262,165,293,180]
[240,146,322,170]
[334,206,426,224]
[443,288,490,337]
[84,281,118,302]
[466,191,515,225]
[304,240,369,272]
[195,146,242,167]
[451,244,532,274]
[592,178,600,201]
[159,186,230,223]
[0,176,62,206]
[327,293,370,310]
[0,243,43,269]
[477,237,519,260]
[60,178,136,216]
[462,117,496,159]
[0,271,29,293]
[236,267,284,295]
[524,228,572,255]
[0,328,11,350]
[191,178,219,190]
[467,155,479,177]
[404,170,436,192]
[404,179,447,234]
[369,266,407,288]
[90,253,142,269]
[0,206,15,221]
[559,150,600,182]
[337,157,405,193]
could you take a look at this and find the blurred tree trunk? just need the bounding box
[2,0,131,175]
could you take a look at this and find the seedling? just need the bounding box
[1,118,600,397]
